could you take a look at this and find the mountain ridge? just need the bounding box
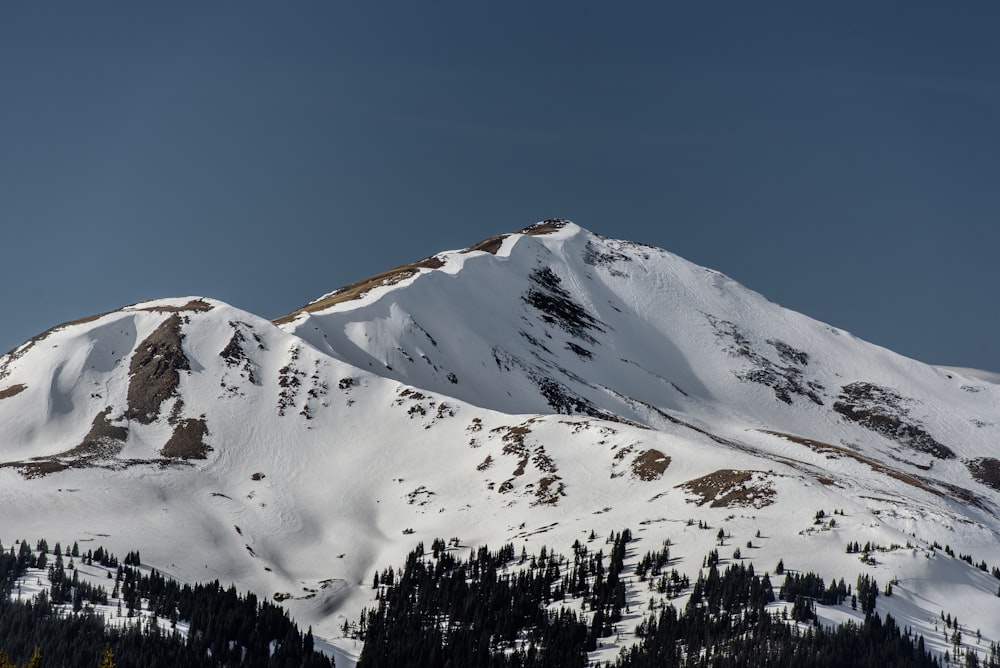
[3,220,1000,665]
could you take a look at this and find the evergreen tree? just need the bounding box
[24,647,40,668]
[98,644,115,668]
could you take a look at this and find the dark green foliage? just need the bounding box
[358,531,635,668]
[0,543,32,596]
[615,606,940,668]
[857,574,879,616]
[686,562,774,616]
[358,534,946,668]
[358,539,590,668]
[616,561,939,667]
[1,531,960,668]
[779,572,848,608]
[0,540,333,668]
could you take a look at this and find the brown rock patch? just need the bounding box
[14,460,71,479]
[760,429,952,499]
[521,219,570,235]
[833,382,954,460]
[161,418,211,459]
[631,449,671,481]
[677,469,776,509]
[64,407,128,460]
[0,384,26,400]
[131,298,214,313]
[967,458,1000,490]
[273,256,445,324]
[533,476,565,505]
[125,314,189,424]
[273,221,570,325]
[461,234,510,255]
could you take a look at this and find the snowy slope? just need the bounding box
[3,221,1000,665]
[938,366,1000,385]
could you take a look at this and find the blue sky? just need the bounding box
[2,3,999,370]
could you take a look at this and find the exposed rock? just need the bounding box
[523,267,605,343]
[125,315,190,424]
[131,298,214,313]
[0,384,26,400]
[833,382,954,460]
[273,257,445,324]
[219,323,259,385]
[677,469,776,508]
[708,315,823,405]
[582,239,630,276]
[161,418,211,459]
[968,457,1000,490]
[631,449,671,481]
[64,406,128,460]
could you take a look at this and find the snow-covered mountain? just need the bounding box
[3,220,1000,664]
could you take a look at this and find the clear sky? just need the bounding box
[2,2,998,370]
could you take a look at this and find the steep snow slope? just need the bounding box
[280,221,1000,514]
[3,221,1000,665]
[939,366,1000,385]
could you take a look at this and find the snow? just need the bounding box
[10,547,193,639]
[2,221,1000,665]
[937,365,1000,385]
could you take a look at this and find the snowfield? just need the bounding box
[3,220,1000,665]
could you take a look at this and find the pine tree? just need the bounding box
[24,647,41,668]
[304,627,315,656]
[98,644,115,668]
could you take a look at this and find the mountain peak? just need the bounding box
[4,223,1000,664]
[273,219,586,325]
[518,217,578,235]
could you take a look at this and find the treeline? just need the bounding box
[611,560,941,667]
[618,599,937,667]
[357,530,635,667]
[11,529,1000,667]
[353,529,1000,668]
[0,538,332,668]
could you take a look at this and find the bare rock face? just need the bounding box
[125,314,190,424]
[161,418,211,459]
[0,383,26,400]
[67,406,129,460]
[631,449,671,481]
[833,382,954,460]
[968,457,1000,490]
